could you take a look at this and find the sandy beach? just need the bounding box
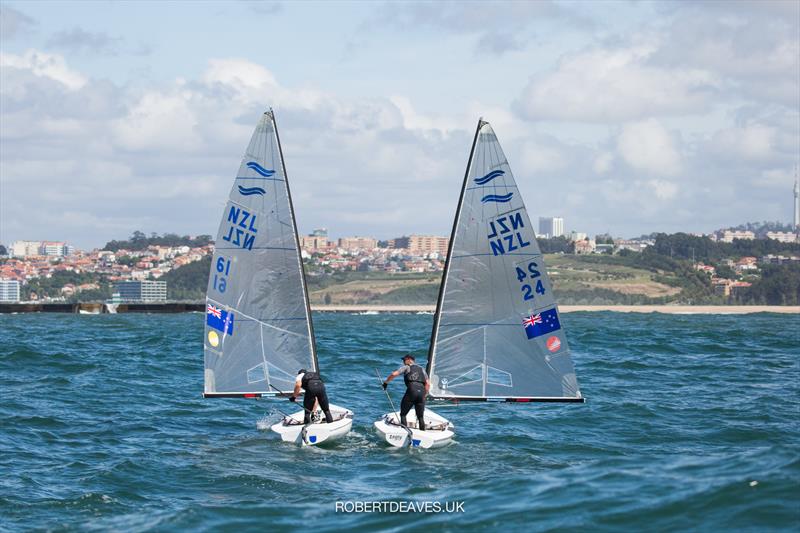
[311,304,800,314]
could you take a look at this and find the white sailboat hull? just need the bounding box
[270,403,353,446]
[373,408,454,449]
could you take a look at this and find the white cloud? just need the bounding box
[593,152,614,175]
[617,119,682,176]
[0,49,87,90]
[516,44,720,123]
[648,179,678,200]
[709,124,776,161]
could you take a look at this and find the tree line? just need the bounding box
[102,231,212,252]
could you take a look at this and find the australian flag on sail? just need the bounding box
[522,308,561,339]
[207,304,234,335]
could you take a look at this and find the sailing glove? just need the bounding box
[289,396,296,402]
[382,382,388,390]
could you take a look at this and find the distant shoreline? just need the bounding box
[0,303,797,315]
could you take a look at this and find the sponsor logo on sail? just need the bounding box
[474,169,505,185]
[207,304,234,335]
[207,330,220,347]
[246,161,276,177]
[546,335,561,352]
[237,185,266,196]
[522,308,561,339]
[481,192,514,204]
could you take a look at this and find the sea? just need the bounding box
[1,312,798,532]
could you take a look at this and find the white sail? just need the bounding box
[204,110,316,397]
[427,119,582,401]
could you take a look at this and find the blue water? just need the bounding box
[1,312,798,531]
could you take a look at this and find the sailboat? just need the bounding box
[203,110,353,446]
[374,118,583,448]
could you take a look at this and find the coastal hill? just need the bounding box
[4,231,798,306]
[158,232,800,305]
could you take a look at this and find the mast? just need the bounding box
[272,109,319,373]
[426,118,485,378]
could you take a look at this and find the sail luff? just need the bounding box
[426,118,485,378]
[270,109,319,373]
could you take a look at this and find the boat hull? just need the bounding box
[373,408,454,449]
[270,403,354,446]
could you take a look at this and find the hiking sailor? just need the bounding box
[382,354,430,431]
[291,369,333,424]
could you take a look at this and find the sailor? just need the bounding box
[383,353,429,431]
[291,369,333,424]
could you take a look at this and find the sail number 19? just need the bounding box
[516,261,546,301]
[213,256,232,293]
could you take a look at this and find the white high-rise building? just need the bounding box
[0,279,21,302]
[538,217,564,238]
[10,241,42,257]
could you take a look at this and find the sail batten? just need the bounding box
[203,110,316,396]
[427,119,582,401]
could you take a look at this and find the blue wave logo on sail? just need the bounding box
[237,185,266,197]
[474,170,505,185]
[481,192,514,203]
[246,161,276,177]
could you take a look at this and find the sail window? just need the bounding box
[247,363,267,384]
[486,366,513,388]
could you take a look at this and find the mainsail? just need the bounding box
[204,110,316,398]
[427,119,582,402]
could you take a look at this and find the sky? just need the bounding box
[1,0,798,250]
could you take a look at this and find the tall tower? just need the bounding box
[795,166,800,229]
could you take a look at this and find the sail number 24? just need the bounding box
[213,256,232,293]
[516,261,546,301]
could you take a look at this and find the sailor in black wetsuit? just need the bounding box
[291,369,333,424]
[382,354,430,431]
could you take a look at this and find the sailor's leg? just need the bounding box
[399,391,413,427]
[302,392,315,424]
[317,387,333,423]
[414,388,426,431]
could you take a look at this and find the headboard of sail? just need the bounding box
[427,120,582,401]
[204,111,316,396]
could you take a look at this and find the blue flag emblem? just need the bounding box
[522,308,561,339]
[207,304,234,335]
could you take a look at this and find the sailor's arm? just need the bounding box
[425,378,430,394]
[383,370,402,388]
[291,381,303,399]
[384,369,401,383]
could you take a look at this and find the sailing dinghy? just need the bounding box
[203,110,353,446]
[375,118,583,447]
